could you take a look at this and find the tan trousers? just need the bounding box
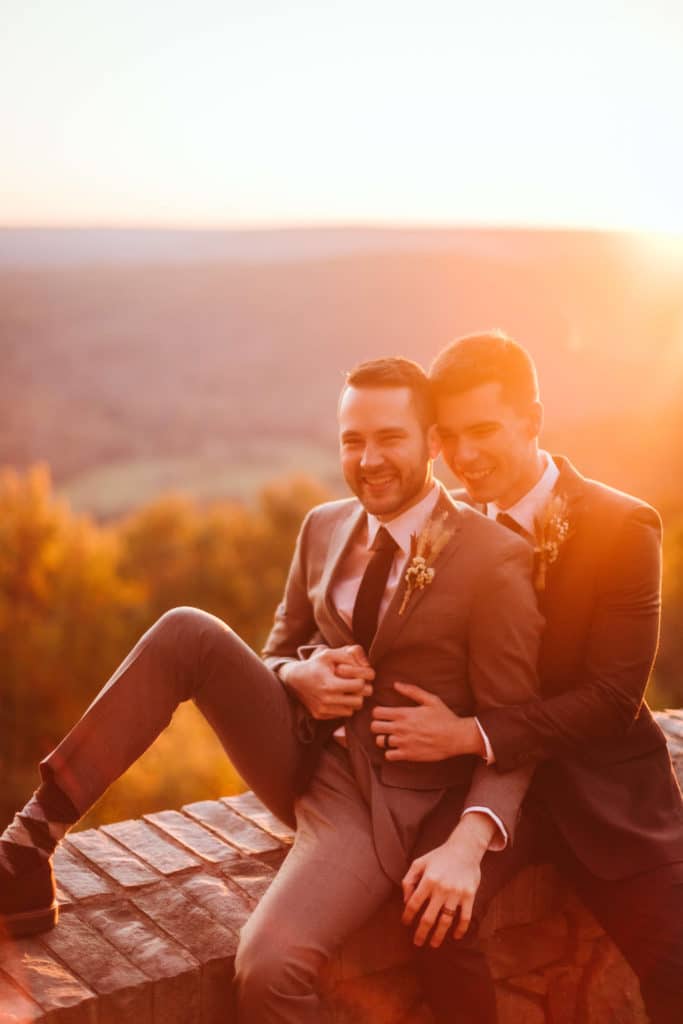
[234,744,397,1023]
[41,606,306,827]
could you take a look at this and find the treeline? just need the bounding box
[1,466,682,830]
[0,465,328,829]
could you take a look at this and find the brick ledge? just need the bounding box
[0,710,681,1023]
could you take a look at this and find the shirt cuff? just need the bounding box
[460,807,508,851]
[475,717,496,765]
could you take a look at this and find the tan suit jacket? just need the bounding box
[263,483,543,880]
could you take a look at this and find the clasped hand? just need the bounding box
[281,645,375,719]
[371,682,478,760]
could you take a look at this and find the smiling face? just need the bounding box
[338,385,440,521]
[436,380,543,509]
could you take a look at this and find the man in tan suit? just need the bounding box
[1,357,541,1024]
[235,357,543,1022]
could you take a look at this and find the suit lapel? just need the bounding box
[369,485,464,663]
[537,455,586,597]
[318,502,366,643]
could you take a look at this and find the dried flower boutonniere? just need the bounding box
[398,512,454,614]
[532,493,571,591]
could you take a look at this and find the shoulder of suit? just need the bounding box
[570,473,661,528]
[303,496,360,528]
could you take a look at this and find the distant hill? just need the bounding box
[1,227,682,516]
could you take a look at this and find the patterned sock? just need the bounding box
[0,780,79,875]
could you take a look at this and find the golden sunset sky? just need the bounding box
[2,0,682,232]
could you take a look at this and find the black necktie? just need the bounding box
[352,526,399,653]
[496,512,533,544]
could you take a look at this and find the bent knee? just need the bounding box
[235,925,321,1004]
[151,605,231,645]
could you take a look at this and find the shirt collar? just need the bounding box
[487,451,559,535]
[366,483,441,556]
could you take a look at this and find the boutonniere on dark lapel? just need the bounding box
[532,493,571,591]
[398,512,454,614]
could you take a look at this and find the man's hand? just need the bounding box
[401,813,495,947]
[280,645,375,720]
[371,682,485,761]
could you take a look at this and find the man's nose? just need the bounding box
[446,437,479,468]
[360,443,384,469]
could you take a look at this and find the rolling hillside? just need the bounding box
[2,227,682,516]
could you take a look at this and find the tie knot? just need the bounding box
[372,526,398,554]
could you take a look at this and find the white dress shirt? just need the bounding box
[331,484,441,626]
[487,451,560,536]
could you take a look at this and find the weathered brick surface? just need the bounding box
[183,800,284,864]
[130,883,238,1023]
[178,874,253,934]
[217,852,277,905]
[221,793,295,846]
[2,712,681,1024]
[80,901,200,1024]
[102,819,201,875]
[53,845,114,903]
[40,912,152,1024]
[65,830,159,888]
[144,810,239,864]
[0,974,44,1023]
[0,936,96,1024]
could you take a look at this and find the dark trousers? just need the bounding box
[413,792,683,1024]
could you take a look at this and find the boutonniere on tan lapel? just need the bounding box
[398,512,454,615]
[532,493,571,591]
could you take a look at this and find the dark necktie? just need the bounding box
[496,512,534,544]
[352,526,399,653]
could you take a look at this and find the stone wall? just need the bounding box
[1,710,682,1023]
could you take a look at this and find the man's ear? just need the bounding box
[527,401,543,439]
[427,423,441,460]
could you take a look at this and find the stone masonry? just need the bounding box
[1,710,682,1024]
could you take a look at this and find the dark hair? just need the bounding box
[429,330,539,410]
[343,357,435,429]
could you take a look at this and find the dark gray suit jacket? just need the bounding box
[477,456,683,878]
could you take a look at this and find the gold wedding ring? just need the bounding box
[440,907,457,918]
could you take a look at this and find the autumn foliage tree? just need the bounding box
[1,464,681,830]
[0,466,327,828]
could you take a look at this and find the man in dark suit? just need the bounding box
[373,332,683,1024]
[235,359,544,1022]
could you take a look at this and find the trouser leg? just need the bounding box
[561,853,683,1024]
[411,791,543,1024]
[234,744,395,1024]
[40,606,304,827]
